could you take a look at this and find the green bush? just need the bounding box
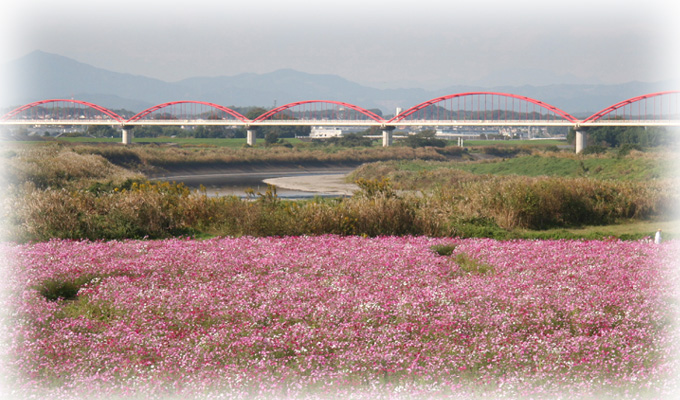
[617,143,643,158]
[448,218,511,239]
[454,252,495,275]
[431,244,457,256]
[581,145,607,155]
[478,146,530,157]
[34,275,95,301]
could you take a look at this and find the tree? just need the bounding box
[86,125,118,138]
[264,131,279,145]
[401,129,446,148]
[192,115,236,138]
[132,126,163,138]
[367,108,383,118]
[245,107,268,121]
[325,133,373,147]
[568,124,674,148]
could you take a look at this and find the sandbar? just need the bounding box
[264,174,358,196]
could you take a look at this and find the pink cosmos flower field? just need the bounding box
[3,236,679,399]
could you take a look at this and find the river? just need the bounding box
[152,167,358,199]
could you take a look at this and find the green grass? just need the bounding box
[465,139,567,147]
[133,137,248,147]
[454,252,495,275]
[55,137,122,143]
[32,275,98,301]
[446,218,680,241]
[546,218,680,240]
[356,153,675,182]
[43,135,566,148]
[460,155,577,176]
[431,244,458,256]
[459,154,673,180]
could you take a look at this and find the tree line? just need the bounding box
[567,125,674,150]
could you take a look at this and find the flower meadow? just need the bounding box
[3,236,680,399]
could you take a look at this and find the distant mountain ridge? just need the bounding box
[2,50,676,116]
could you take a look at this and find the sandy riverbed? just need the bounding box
[151,165,360,197]
[263,174,359,196]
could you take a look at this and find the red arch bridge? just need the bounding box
[2,91,679,153]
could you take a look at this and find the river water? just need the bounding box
[152,167,356,199]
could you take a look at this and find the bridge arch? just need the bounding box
[1,99,125,123]
[581,91,680,124]
[252,100,385,123]
[127,101,250,123]
[388,92,578,124]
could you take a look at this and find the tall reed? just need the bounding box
[4,144,678,241]
[7,174,676,242]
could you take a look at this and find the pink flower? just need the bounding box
[3,237,678,399]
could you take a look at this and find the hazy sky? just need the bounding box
[1,0,678,88]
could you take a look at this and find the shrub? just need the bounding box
[401,131,447,148]
[454,252,495,275]
[75,146,142,167]
[429,175,674,231]
[10,181,195,241]
[9,172,676,242]
[354,177,395,198]
[431,244,457,256]
[581,144,607,155]
[617,143,643,157]
[34,275,95,301]
[478,146,531,157]
[5,145,143,189]
[344,195,417,236]
[448,217,511,239]
[6,142,678,241]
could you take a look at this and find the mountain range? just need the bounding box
[2,50,677,117]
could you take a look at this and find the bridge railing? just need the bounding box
[389,119,577,127]
[3,92,680,130]
[581,91,680,124]
[127,101,250,123]
[388,92,580,125]
[1,99,126,123]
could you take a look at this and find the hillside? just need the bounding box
[2,50,676,115]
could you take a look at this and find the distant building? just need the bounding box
[434,127,484,140]
[310,126,365,139]
[310,127,344,139]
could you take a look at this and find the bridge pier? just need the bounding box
[247,128,257,146]
[121,126,133,145]
[382,126,395,147]
[575,129,587,153]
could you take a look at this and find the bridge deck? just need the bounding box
[3,119,679,127]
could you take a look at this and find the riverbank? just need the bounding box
[150,165,359,197]
[263,174,358,196]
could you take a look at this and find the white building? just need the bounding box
[310,127,344,138]
[310,126,365,139]
[434,127,484,140]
